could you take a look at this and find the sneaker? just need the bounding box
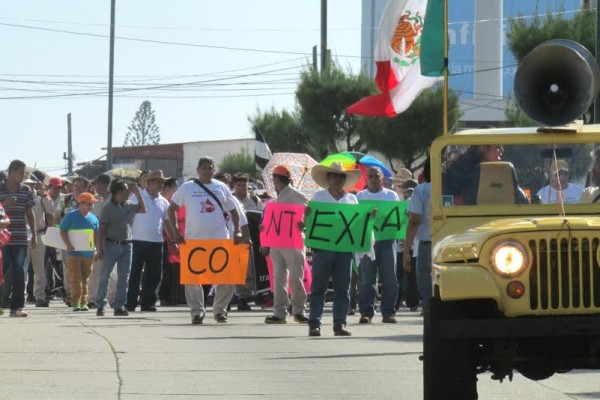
[87,302,97,310]
[308,326,321,337]
[347,308,356,316]
[125,306,136,312]
[214,314,227,323]
[359,315,372,324]
[382,315,398,324]
[9,308,28,318]
[26,295,36,304]
[72,303,82,312]
[237,299,252,311]
[264,315,287,324]
[80,303,89,311]
[334,325,352,336]
[96,308,105,317]
[293,314,309,324]
[35,299,50,307]
[140,306,157,312]
[114,308,129,317]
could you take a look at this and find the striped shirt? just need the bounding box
[0,182,35,246]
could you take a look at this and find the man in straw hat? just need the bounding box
[126,170,173,312]
[262,164,309,325]
[306,161,361,337]
[537,159,582,204]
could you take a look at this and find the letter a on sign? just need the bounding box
[180,239,250,285]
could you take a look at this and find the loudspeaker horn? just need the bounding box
[514,39,600,126]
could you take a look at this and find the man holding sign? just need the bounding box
[356,167,399,324]
[169,156,243,325]
[260,165,308,325]
[306,162,362,337]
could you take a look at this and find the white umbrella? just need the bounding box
[261,153,320,199]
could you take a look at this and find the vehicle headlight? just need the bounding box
[491,241,528,277]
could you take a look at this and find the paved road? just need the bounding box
[1,303,599,399]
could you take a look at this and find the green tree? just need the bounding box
[295,63,375,159]
[359,85,461,171]
[248,107,309,155]
[507,6,594,63]
[503,98,536,128]
[123,100,161,146]
[218,148,258,178]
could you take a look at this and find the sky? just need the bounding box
[0,1,363,176]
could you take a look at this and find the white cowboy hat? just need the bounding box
[311,161,362,189]
[393,167,413,183]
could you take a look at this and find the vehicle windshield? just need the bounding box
[440,142,598,207]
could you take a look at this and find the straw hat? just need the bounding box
[393,168,413,183]
[311,162,362,189]
[141,170,171,184]
[547,159,569,174]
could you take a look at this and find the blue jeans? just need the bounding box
[416,241,433,309]
[96,241,132,309]
[2,245,27,310]
[308,250,353,328]
[358,240,398,317]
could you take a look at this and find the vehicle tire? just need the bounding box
[423,296,478,400]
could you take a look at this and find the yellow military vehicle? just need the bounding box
[424,40,600,399]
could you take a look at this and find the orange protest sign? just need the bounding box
[180,239,250,285]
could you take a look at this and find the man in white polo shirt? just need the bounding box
[126,170,172,312]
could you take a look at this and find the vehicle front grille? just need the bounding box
[528,237,600,311]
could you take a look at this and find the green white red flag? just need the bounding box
[346,0,442,117]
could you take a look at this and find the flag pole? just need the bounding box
[443,0,449,135]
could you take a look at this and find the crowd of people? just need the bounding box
[0,156,429,337]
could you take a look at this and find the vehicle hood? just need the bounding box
[433,216,600,263]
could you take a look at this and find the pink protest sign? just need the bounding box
[259,202,305,249]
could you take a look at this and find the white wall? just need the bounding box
[182,138,254,180]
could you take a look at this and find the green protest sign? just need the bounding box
[359,200,409,240]
[305,202,375,252]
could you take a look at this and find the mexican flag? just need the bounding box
[346,0,444,117]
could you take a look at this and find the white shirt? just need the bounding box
[226,197,248,237]
[172,179,237,240]
[131,189,170,242]
[356,187,399,202]
[537,183,583,204]
[408,182,431,242]
[311,190,358,204]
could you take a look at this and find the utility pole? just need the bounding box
[106,0,116,170]
[312,45,318,71]
[320,0,327,71]
[67,113,73,174]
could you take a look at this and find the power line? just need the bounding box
[0,21,363,59]
[0,7,588,32]
[0,65,306,100]
[0,15,358,32]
